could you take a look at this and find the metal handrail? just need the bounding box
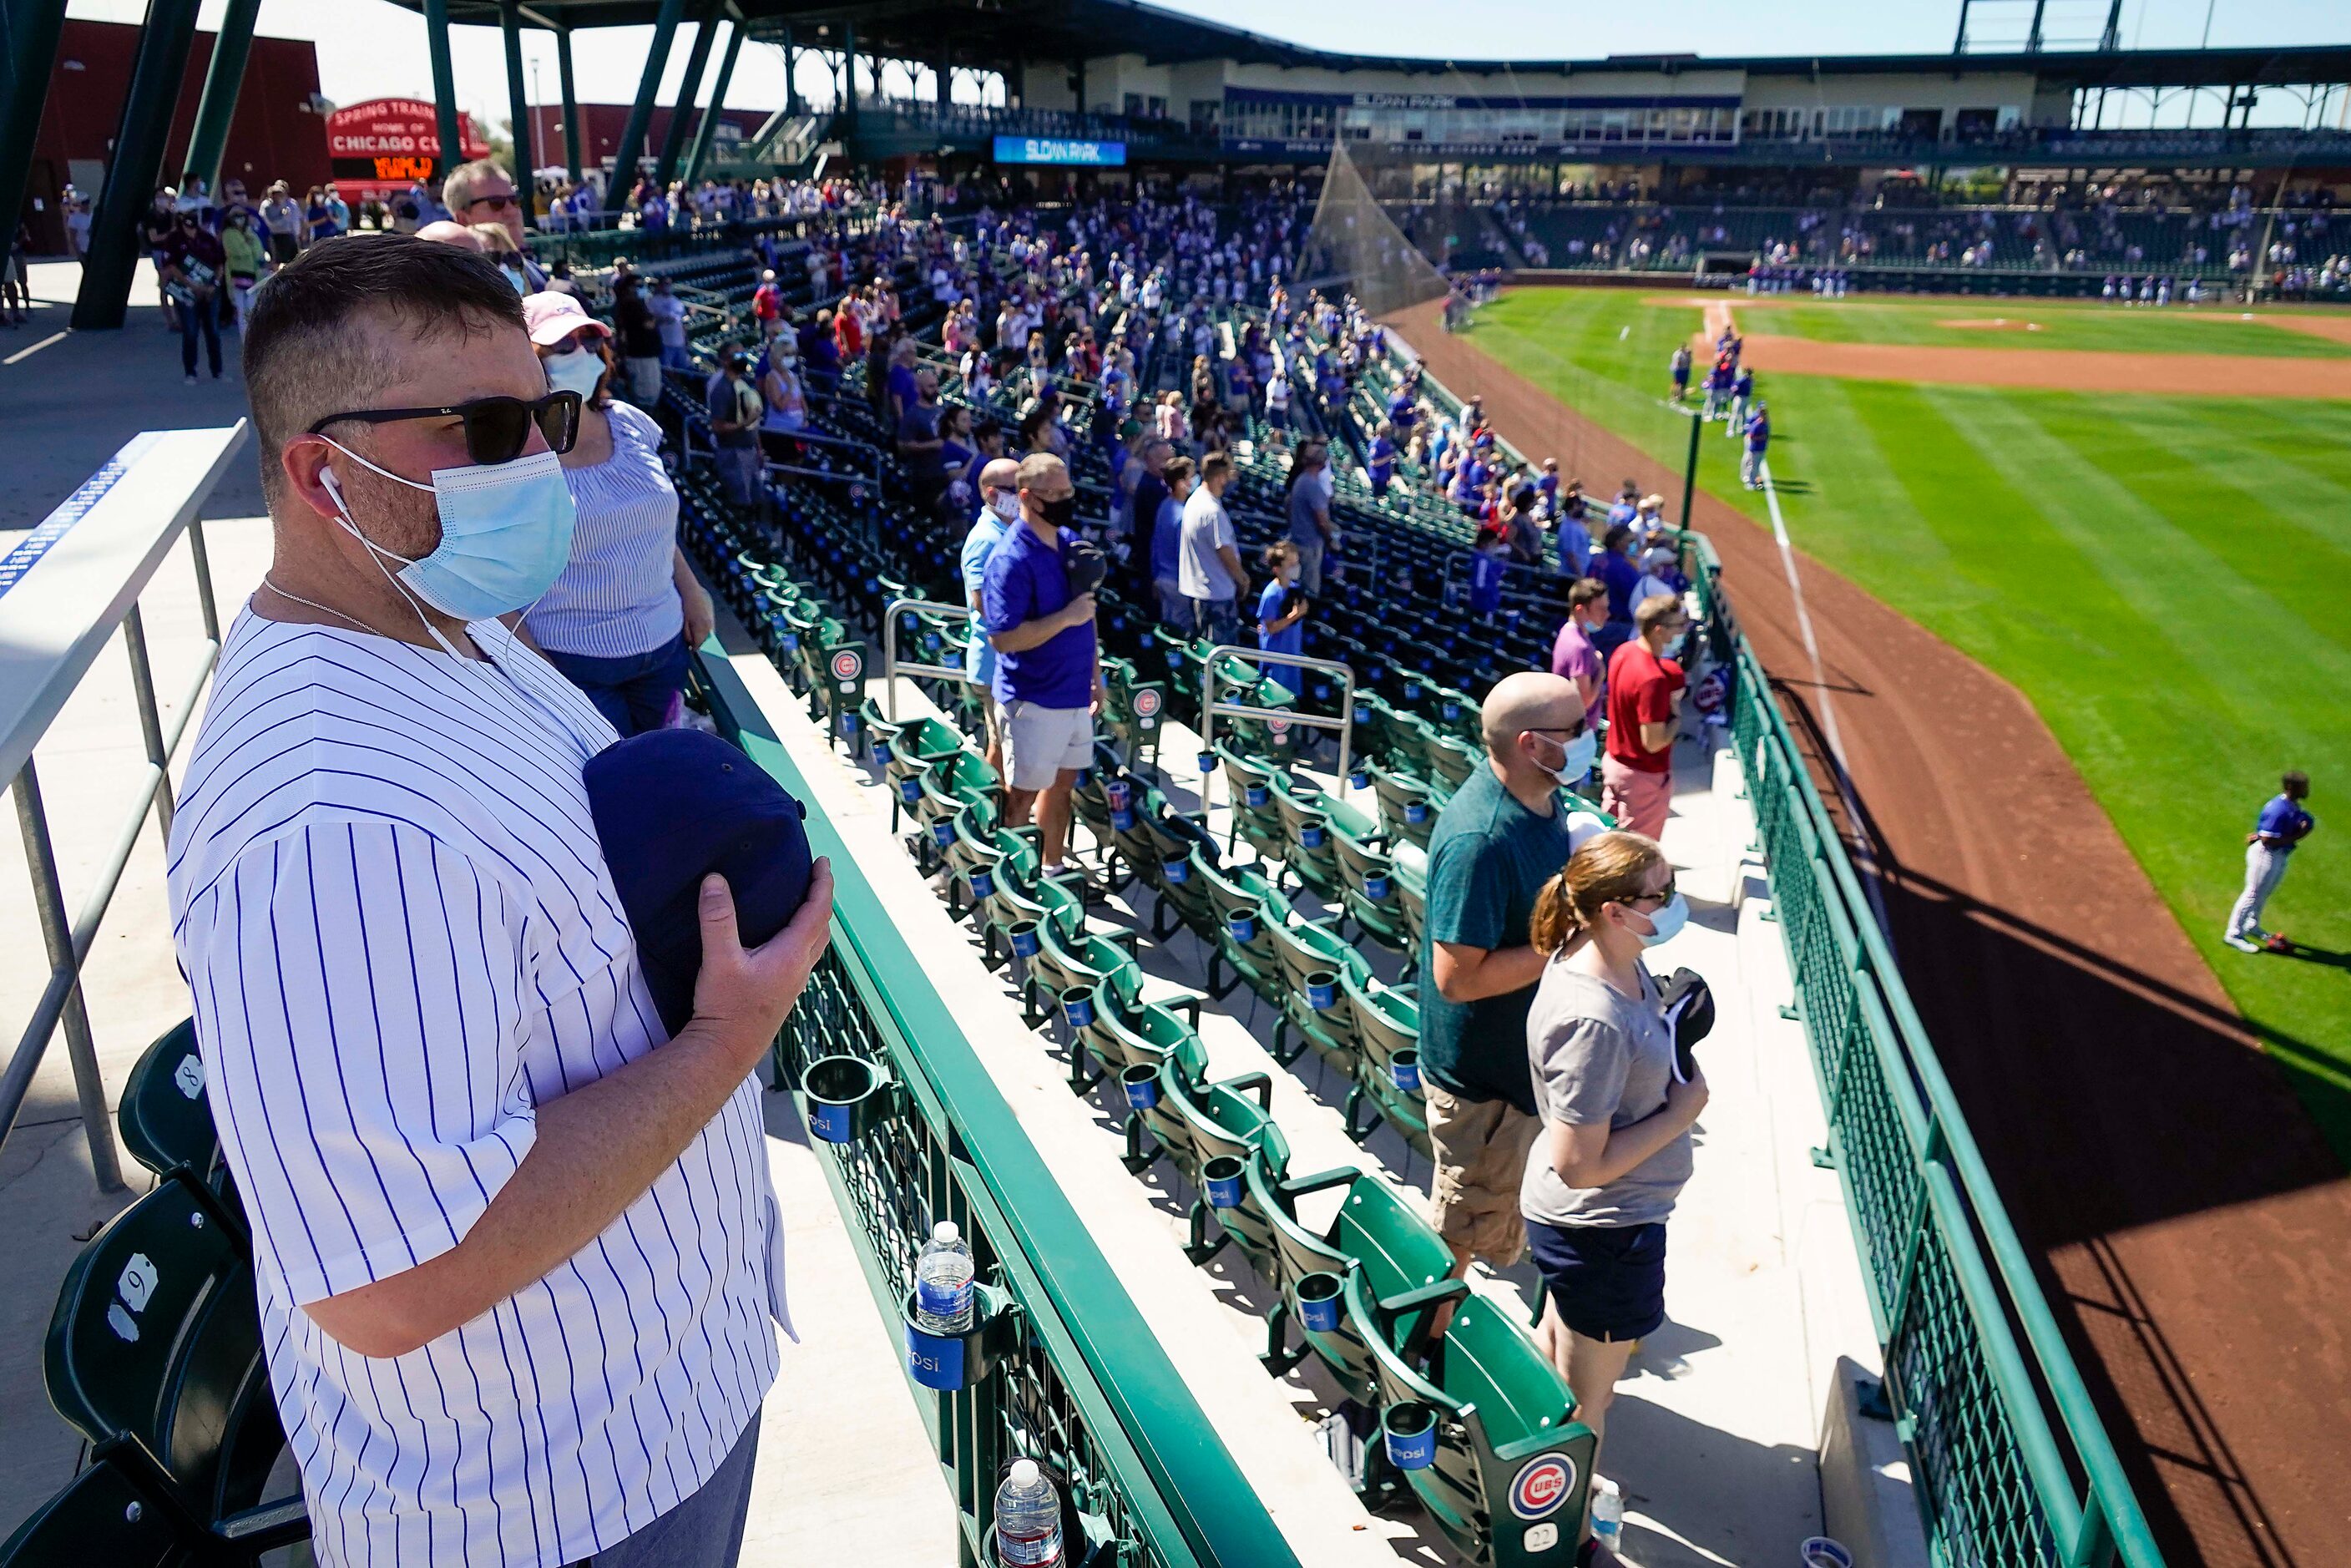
[1198,644,1354,812]
[880,595,977,720]
[2,424,248,1195]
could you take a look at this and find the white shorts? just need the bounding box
[1001,700,1093,791]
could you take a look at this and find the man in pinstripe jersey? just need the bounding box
[166,236,835,1567]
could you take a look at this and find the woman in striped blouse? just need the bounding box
[520,291,717,735]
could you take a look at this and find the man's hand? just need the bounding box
[1060,592,1099,630]
[1666,1065,1710,1128]
[685,860,837,1078]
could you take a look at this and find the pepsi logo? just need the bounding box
[1509,1453,1576,1521]
[831,650,863,681]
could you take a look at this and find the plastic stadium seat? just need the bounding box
[1263,914,1372,1075]
[116,1019,218,1183]
[1347,1270,1599,1567]
[1370,761,1438,851]
[1248,1160,1452,1401]
[1347,978,1431,1156]
[44,1170,293,1534]
[1145,1034,1283,1266]
[0,1434,307,1566]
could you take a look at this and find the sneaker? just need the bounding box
[2224,933,2263,953]
[2263,933,2293,953]
[184,372,197,384]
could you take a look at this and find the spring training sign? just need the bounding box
[993,135,1127,167]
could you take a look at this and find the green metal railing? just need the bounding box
[1681,534,2164,1568]
[690,647,1304,1568]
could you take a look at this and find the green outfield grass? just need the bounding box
[1745,297,2351,358]
[1463,288,2351,1153]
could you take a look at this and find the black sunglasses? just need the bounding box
[308,391,581,466]
[466,194,518,213]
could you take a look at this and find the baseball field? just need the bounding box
[1459,287,2351,1152]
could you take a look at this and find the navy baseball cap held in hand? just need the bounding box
[584,729,815,1039]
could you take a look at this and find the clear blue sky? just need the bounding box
[62,0,2351,139]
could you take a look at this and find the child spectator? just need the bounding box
[1256,542,1309,695]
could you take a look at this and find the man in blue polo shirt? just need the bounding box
[983,453,1104,874]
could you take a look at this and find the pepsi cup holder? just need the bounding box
[1164,857,1191,885]
[1061,988,1097,1030]
[1405,802,1429,826]
[902,1280,1021,1393]
[800,1055,905,1146]
[1196,751,1216,775]
[980,1499,1117,1568]
[1228,911,1258,945]
[1300,824,1327,850]
[1120,1063,1161,1110]
[1350,769,1371,792]
[1442,702,1460,722]
[968,867,996,902]
[1306,971,1338,1012]
[1008,920,1042,959]
[1245,785,1269,809]
[899,776,924,805]
[1201,1156,1246,1210]
[1293,1271,1344,1335]
[872,740,892,766]
[932,819,957,848]
[1364,873,1391,902]
[1105,781,1133,812]
[1110,808,1136,832]
[1383,1401,1439,1470]
[1403,682,1423,702]
[1390,1050,1423,1095]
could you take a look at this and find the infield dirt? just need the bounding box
[1393,295,2351,1568]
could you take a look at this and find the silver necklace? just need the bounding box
[260,576,378,636]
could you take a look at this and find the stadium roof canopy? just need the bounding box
[398,0,2351,89]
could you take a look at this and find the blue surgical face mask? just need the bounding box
[542,347,606,402]
[1634,891,1689,948]
[319,438,577,624]
[1540,729,1597,787]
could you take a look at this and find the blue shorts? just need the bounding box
[1524,1218,1667,1343]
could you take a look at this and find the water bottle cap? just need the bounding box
[933,1221,960,1243]
[1009,1458,1040,1486]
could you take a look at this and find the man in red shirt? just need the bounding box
[1600,594,1689,839]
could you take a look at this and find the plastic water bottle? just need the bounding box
[914,1222,974,1334]
[993,1458,1064,1566]
[1590,1475,1624,1554]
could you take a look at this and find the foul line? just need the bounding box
[1756,456,1898,952]
[3,331,65,367]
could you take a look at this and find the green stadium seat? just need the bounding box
[1147,1034,1283,1266]
[45,1170,287,1530]
[1347,978,1431,1157]
[1248,1161,1451,1401]
[116,1019,217,1183]
[1346,1272,1599,1567]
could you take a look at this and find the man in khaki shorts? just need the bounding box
[1419,672,1605,1274]
[979,453,1105,874]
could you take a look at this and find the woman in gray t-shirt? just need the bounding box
[1519,831,1706,1482]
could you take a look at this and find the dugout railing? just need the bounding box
[690,644,1308,1568]
[1381,348,2164,1564]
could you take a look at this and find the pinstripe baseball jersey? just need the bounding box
[165,608,788,1568]
[523,401,686,660]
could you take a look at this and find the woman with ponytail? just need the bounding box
[1519,830,1706,1540]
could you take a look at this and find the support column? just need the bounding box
[180,0,259,195]
[782,28,797,115]
[1074,57,1087,117]
[681,21,742,189]
[843,23,858,114]
[0,0,71,255]
[655,0,723,187]
[73,0,202,331]
[498,0,535,224]
[422,0,464,188]
[937,53,950,110]
[610,0,689,197]
[556,26,582,180]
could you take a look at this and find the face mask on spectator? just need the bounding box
[1630,891,1689,947]
[543,348,605,403]
[1039,493,1077,529]
[988,490,1020,521]
[316,439,577,623]
[1537,728,1597,787]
